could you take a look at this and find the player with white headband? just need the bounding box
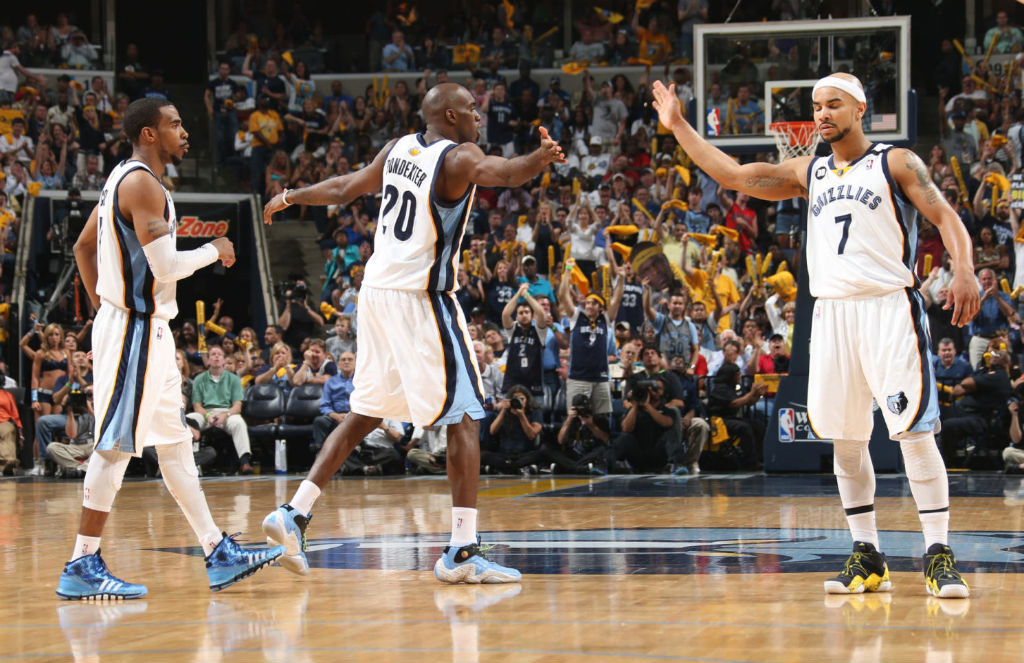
[651,73,978,599]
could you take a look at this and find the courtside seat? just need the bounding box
[275,383,323,441]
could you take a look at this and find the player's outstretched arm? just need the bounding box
[650,80,809,201]
[890,148,980,327]
[446,127,565,191]
[263,138,399,225]
[73,205,101,311]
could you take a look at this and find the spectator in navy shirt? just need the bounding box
[310,351,355,454]
[205,62,241,164]
[482,82,518,157]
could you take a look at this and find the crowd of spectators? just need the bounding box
[10,5,1024,477]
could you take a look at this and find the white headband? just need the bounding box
[812,76,866,103]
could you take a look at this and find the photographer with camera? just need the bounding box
[707,362,770,470]
[481,384,544,474]
[606,375,681,473]
[541,393,610,474]
[46,383,95,478]
[277,277,324,355]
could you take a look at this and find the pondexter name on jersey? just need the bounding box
[385,156,428,187]
[177,216,230,238]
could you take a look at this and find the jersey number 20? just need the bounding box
[381,184,415,241]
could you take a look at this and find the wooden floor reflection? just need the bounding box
[3,474,1024,662]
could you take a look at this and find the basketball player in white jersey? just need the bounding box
[57,98,284,600]
[651,74,979,598]
[260,83,565,584]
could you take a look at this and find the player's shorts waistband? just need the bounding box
[99,299,171,321]
[814,288,907,303]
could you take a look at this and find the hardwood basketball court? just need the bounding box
[3,472,1023,662]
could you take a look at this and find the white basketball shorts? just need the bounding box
[349,286,486,426]
[807,288,940,441]
[93,304,190,455]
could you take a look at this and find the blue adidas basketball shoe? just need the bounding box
[57,551,148,600]
[206,532,285,591]
[434,540,521,584]
[262,504,311,575]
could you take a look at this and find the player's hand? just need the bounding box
[651,80,685,132]
[537,126,566,164]
[945,270,980,327]
[210,237,235,267]
[263,192,290,225]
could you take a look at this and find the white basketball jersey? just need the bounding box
[96,160,180,319]
[362,134,476,291]
[805,143,917,299]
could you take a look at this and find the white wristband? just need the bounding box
[282,189,293,206]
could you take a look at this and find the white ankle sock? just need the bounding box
[919,510,949,548]
[450,507,478,546]
[290,480,321,516]
[845,510,879,549]
[71,535,101,561]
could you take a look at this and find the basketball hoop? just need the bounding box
[767,121,820,161]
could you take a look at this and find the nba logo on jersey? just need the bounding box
[778,408,795,443]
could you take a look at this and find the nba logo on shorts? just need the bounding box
[778,408,795,443]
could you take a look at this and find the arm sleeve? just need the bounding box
[141,234,219,283]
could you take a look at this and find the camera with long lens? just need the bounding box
[509,396,524,411]
[630,380,658,403]
[273,278,309,302]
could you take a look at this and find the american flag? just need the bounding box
[871,114,897,131]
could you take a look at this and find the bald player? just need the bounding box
[651,74,978,599]
[260,84,565,584]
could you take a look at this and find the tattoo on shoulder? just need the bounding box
[904,152,940,205]
[145,218,170,239]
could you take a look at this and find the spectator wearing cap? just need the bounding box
[580,136,611,185]
[539,76,570,107]
[558,264,626,417]
[517,254,556,303]
[943,110,978,168]
[588,78,628,146]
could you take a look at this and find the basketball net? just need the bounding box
[767,121,820,162]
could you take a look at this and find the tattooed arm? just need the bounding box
[890,148,979,326]
[650,80,811,201]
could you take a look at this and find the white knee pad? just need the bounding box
[832,438,869,478]
[82,449,132,512]
[900,431,946,482]
[156,441,199,493]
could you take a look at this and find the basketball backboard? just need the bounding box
[694,16,912,153]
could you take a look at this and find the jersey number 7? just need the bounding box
[834,214,852,255]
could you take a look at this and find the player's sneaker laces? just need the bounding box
[262,504,311,576]
[434,540,521,584]
[206,532,285,591]
[56,550,148,600]
[923,543,970,598]
[824,541,892,594]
